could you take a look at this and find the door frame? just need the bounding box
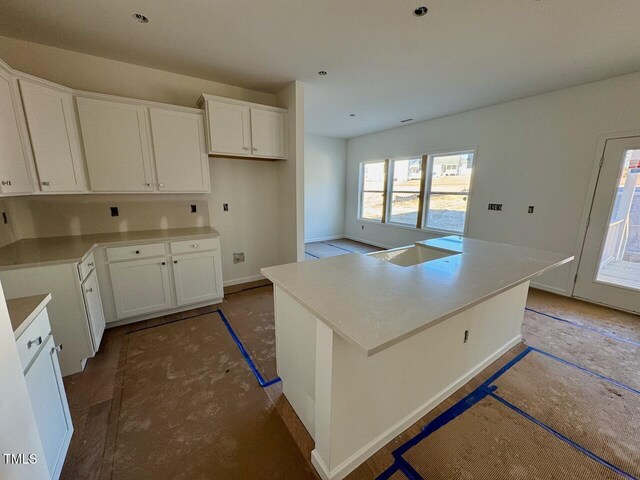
[570,128,640,306]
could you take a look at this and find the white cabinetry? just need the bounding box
[200,95,287,160]
[109,257,173,319]
[172,251,223,306]
[76,97,154,192]
[149,108,209,192]
[19,80,86,192]
[19,307,73,480]
[104,236,223,322]
[0,65,34,194]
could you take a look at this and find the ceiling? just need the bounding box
[1,0,639,138]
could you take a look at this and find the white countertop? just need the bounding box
[0,227,219,271]
[262,236,573,356]
[7,293,52,338]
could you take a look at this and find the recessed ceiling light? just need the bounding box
[400,118,414,123]
[413,6,428,17]
[132,13,150,23]
[349,113,356,117]
[318,70,328,76]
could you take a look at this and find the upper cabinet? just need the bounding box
[76,97,154,193]
[149,108,210,192]
[0,66,34,194]
[19,79,87,192]
[200,95,287,160]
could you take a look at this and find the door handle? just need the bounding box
[27,336,43,349]
[41,181,51,186]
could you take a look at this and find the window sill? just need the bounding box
[357,218,465,237]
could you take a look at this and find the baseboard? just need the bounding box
[529,281,569,296]
[305,235,345,243]
[343,235,390,250]
[223,274,265,287]
[105,298,222,328]
[313,334,522,480]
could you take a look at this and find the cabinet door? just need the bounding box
[149,108,210,192]
[172,251,223,306]
[82,269,106,352]
[250,108,286,159]
[19,80,85,192]
[0,68,34,194]
[109,258,172,319]
[24,335,73,480]
[206,100,251,156]
[76,97,154,192]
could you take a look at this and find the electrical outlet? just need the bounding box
[528,206,535,214]
[361,225,365,230]
[488,203,503,211]
[110,207,119,217]
[233,252,245,264]
[223,203,229,212]
[191,204,197,213]
[463,329,469,343]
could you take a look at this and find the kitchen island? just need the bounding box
[261,236,573,480]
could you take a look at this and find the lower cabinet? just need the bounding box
[82,269,106,351]
[109,258,173,319]
[105,237,224,322]
[172,251,223,306]
[20,309,72,480]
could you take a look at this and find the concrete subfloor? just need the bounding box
[60,276,639,479]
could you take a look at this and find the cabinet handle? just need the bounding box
[27,336,43,349]
[242,146,249,151]
[161,261,166,265]
[145,183,151,187]
[192,244,198,248]
[51,344,63,354]
[1,180,10,186]
[173,260,177,264]
[88,262,94,267]
[252,147,257,151]
[135,250,140,254]
[159,183,164,187]
[85,287,93,293]
[41,181,51,186]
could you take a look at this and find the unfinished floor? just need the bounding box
[59,279,640,479]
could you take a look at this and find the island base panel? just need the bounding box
[273,282,529,480]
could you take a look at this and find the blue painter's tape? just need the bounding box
[525,307,640,347]
[376,463,404,480]
[480,347,533,388]
[486,390,636,480]
[528,346,640,396]
[304,251,320,259]
[321,241,355,253]
[215,309,281,388]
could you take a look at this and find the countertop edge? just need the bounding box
[11,293,52,339]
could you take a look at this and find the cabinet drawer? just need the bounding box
[77,251,96,281]
[170,237,219,254]
[17,308,52,371]
[106,243,166,262]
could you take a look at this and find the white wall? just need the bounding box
[346,71,640,295]
[0,282,49,480]
[0,36,298,285]
[304,134,347,241]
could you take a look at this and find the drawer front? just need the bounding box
[77,251,96,281]
[171,238,220,253]
[17,308,52,371]
[106,243,166,262]
[170,237,219,254]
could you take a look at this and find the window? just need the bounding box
[358,150,474,234]
[424,152,473,233]
[359,161,387,221]
[388,157,424,226]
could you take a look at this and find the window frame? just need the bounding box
[357,148,476,235]
[358,159,389,223]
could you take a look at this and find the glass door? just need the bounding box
[574,137,640,313]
